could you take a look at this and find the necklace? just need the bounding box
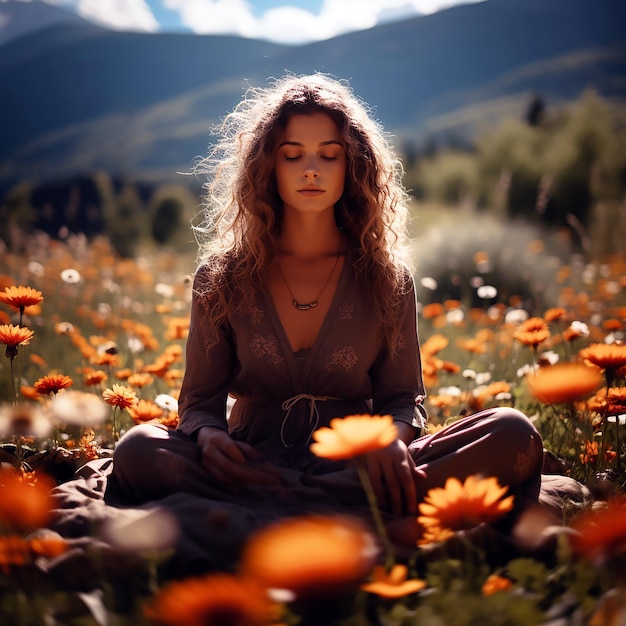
[276,251,342,311]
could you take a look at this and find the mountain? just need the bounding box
[0,0,624,193]
[0,0,94,46]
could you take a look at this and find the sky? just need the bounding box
[7,0,485,44]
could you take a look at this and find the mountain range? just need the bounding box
[0,0,624,194]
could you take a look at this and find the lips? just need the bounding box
[298,186,324,195]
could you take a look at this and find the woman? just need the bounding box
[108,74,544,557]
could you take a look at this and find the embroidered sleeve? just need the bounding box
[177,265,235,438]
[369,273,428,434]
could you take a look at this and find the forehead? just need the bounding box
[280,112,342,144]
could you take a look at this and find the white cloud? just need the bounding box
[38,0,160,32]
[163,0,257,37]
[18,0,483,42]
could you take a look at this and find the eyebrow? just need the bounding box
[278,140,343,148]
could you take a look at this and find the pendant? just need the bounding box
[293,299,318,311]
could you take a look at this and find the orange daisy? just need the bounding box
[0,470,55,531]
[310,414,398,461]
[0,535,30,573]
[128,400,163,424]
[144,573,276,626]
[417,475,514,535]
[579,343,626,382]
[0,324,35,359]
[525,362,603,405]
[34,373,73,395]
[0,286,43,311]
[102,384,138,409]
[240,515,377,599]
[127,372,154,388]
[513,317,551,349]
[482,574,514,596]
[29,532,70,559]
[543,307,567,323]
[570,496,626,564]
[361,564,426,598]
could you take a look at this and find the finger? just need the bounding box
[398,460,418,514]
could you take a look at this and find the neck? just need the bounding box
[278,212,344,259]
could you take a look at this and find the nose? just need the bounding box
[303,157,319,179]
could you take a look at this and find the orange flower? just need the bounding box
[102,384,138,409]
[525,363,603,405]
[240,515,377,599]
[310,414,398,461]
[34,373,73,395]
[421,333,449,357]
[144,573,276,626]
[127,372,154,388]
[0,470,55,530]
[544,307,567,323]
[421,303,445,320]
[570,496,626,563]
[418,475,514,535]
[0,535,30,573]
[513,317,551,349]
[0,286,43,311]
[82,368,108,386]
[482,574,514,596]
[29,532,69,558]
[579,343,626,381]
[361,564,426,598]
[0,324,35,358]
[579,440,617,465]
[128,400,163,424]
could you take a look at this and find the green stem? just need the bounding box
[356,458,395,570]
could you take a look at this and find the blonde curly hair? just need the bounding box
[193,73,413,350]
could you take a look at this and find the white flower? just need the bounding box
[477,285,497,299]
[100,508,179,553]
[60,268,82,284]
[155,282,174,298]
[51,391,109,427]
[154,394,178,412]
[505,309,529,325]
[0,403,52,439]
[568,321,590,337]
[420,277,438,291]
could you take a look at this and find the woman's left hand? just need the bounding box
[365,440,423,516]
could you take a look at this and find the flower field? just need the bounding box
[0,228,625,625]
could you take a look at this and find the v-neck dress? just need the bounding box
[177,257,427,472]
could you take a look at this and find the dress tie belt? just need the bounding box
[280,393,337,448]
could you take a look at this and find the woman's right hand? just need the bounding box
[196,427,281,487]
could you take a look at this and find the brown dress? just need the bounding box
[52,258,549,576]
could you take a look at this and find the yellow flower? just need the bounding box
[144,573,276,626]
[361,564,426,598]
[418,475,514,535]
[0,286,43,311]
[102,384,138,409]
[240,515,377,599]
[525,362,603,405]
[310,414,398,461]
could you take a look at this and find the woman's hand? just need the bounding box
[365,439,423,516]
[196,427,281,487]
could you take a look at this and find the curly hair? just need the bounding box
[193,73,413,350]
